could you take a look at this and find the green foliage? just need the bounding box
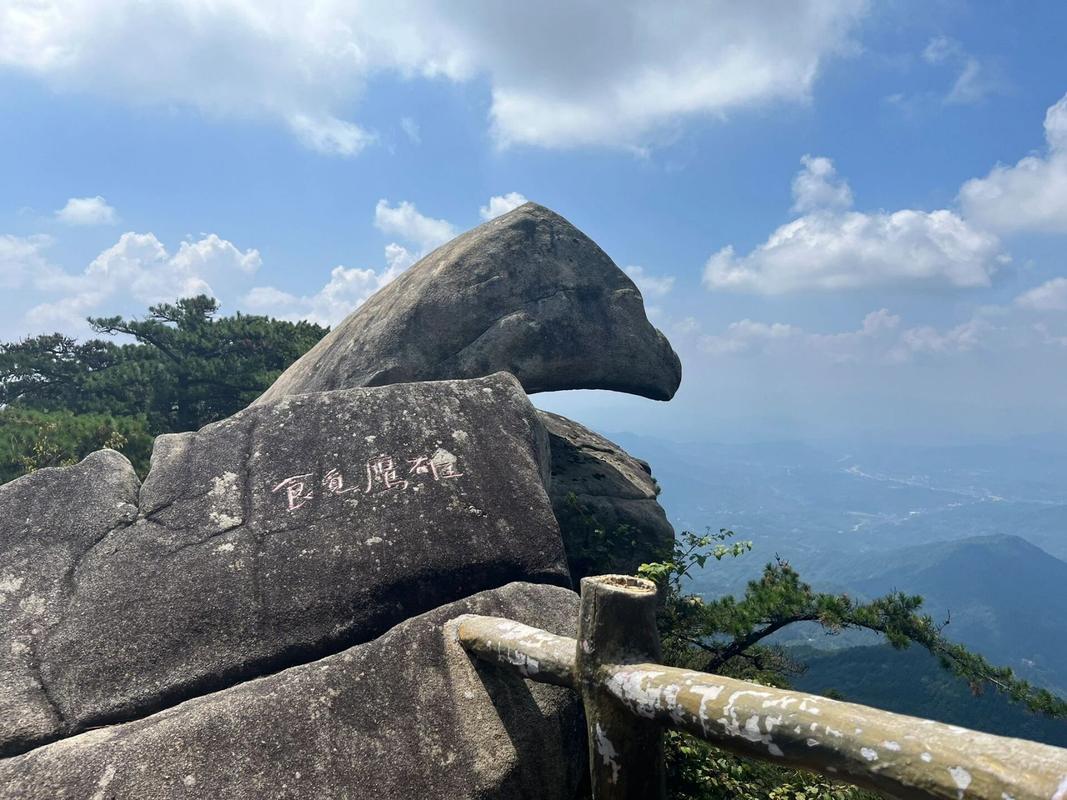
[793,645,1067,747]
[0,408,154,482]
[0,296,328,482]
[0,333,121,412]
[665,730,879,800]
[640,529,1067,717]
[86,296,328,432]
[634,529,1067,799]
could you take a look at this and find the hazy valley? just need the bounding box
[612,432,1067,720]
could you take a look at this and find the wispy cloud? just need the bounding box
[922,36,998,105]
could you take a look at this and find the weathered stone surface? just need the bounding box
[0,450,139,757]
[255,202,681,405]
[0,582,587,800]
[0,372,568,754]
[541,411,674,580]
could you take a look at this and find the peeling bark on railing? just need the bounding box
[452,576,1067,800]
[598,663,1067,800]
[451,615,576,688]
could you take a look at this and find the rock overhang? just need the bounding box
[255,202,682,404]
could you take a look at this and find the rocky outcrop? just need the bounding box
[255,202,681,405]
[540,411,674,580]
[0,201,686,797]
[0,450,140,757]
[0,582,587,800]
[0,372,569,755]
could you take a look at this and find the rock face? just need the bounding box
[0,582,587,800]
[255,202,681,405]
[540,411,674,580]
[0,372,569,755]
[0,450,140,757]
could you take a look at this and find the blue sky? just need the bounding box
[2,1,1066,444]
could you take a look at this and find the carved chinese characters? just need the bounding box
[272,450,465,511]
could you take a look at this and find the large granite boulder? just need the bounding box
[0,582,587,800]
[0,372,569,755]
[0,450,140,757]
[540,411,674,581]
[256,202,681,405]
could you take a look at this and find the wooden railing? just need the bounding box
[450,575,1067,800]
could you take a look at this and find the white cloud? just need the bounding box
[945,58,987,105]
[705,98,1066,300]
[699,319,803,356]
[170,233,261,276]
[704,156,1004,293]
[26,232,260,333]
[695,309,902,362]
[239,253,406,328]
[374,200,457,253]
[0,234,53,288]
[921,36,956,65]
[481,2,867,149]
[921,36,995,106]
[1016,277,1067,311]
[479,192,529,221]
[895,317,988,357]
[685,283,1067,369]
[958,92,1067,233]
[673,317,700,335]
[25,293,106,334]
[383,242,417,273]
[15,210,422,334]
[288,114,375,157]
[241,264,399,327]
[0,1,868,152]
[691,307,994,364]
[791,155,852,213]
[242,198,459,326]
[10,195,493,335]
[624,265,675,298]
[55,195,118,225]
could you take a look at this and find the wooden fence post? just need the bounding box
[577,574,665,800]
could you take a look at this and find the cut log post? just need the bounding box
[577,574,666,800]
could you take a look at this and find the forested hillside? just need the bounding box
[0,297,326,481]
[842,534,1067,693]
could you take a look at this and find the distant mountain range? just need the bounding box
[834,534,1067,694]
[607,434,1067,694]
